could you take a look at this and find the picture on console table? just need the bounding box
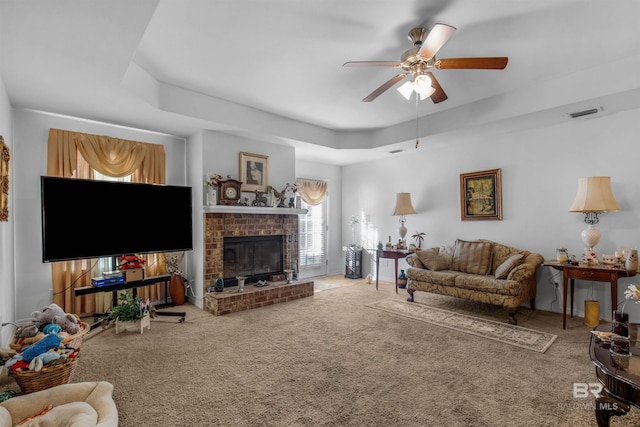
[460,168,502,221]
[239,152,268,193]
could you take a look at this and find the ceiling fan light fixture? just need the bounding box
[397,81,414,100]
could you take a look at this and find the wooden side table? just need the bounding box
[544,261,636,329]
[376,249,411,293]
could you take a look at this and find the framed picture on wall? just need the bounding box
[460,168,502,221]
[0,136,9,222]
[239,152,269,192]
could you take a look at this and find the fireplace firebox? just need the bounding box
[223,235,284,286]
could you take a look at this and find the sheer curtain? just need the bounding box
[47,128,167,315]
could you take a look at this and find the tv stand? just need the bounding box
[74,274,186,329]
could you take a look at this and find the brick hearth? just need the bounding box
[204,280,314,316]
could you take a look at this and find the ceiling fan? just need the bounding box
[343,24,508,103]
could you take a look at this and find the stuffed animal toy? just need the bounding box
[16,324,39,338]
[53,313,81,335]
[21,334,61,362]
[28,349,63,372]
[30,303,81,335]
[30,303,66,325]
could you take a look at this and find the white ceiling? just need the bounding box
[2,0,640,165]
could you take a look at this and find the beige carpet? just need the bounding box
[366,299,557,353]
[6,276,640,426]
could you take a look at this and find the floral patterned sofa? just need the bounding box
[405,239,544,325]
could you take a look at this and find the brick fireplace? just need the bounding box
[203,211,299,290]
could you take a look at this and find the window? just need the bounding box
[299,200,326,269]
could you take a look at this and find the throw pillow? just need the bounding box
[495,253,524,279]
[451,239,493,275]
[405,253,425,269]
[417,247,449,271]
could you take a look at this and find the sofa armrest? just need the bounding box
[507,253,544,282]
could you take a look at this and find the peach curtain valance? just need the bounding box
[47,128,165,183]
[295,178,327,205]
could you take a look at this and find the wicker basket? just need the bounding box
[10,322,90,352]
[10,354,79,394]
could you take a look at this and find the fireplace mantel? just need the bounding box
[203,205,307,215]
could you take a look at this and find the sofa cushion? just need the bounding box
[495,254,524,279]
[454,274,521,296]
[416,247,448,271]
[451,239,493,275]
[406,268,458,287]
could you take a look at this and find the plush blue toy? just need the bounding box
[21,334,61,362]
[42,323,62,334]
[28,350,62,371]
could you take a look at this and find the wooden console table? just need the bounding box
[375,249,412,293]
[544,261,636,329]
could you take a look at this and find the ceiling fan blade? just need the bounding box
[426,72,447,104]
[362,73,407,102]
[435,57,508,70]
[343,61,402,67]
[418,23,456,59]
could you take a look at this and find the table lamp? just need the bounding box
[568,176,621,255]
[393,192,417,244]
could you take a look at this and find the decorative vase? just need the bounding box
[613,309,629,337]
[237,276,246,292]
[284,269,294,284]
[214,276,224,292]
[169,275,186,306]
[206,186,217,206]
[398,269,408,288]
[626,249,638,271]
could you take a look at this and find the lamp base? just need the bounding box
[581,224,601,251]
[398,224,407,241]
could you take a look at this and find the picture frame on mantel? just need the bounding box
[0,136,8,222]
[239,152,268,193]
[460,168,502,221]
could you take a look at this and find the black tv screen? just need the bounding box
[41,176,193,262]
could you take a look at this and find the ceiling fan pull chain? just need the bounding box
[415,94,420,149]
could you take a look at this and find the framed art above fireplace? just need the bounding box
[240,152,268,193]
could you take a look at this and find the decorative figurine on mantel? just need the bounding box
[268,183,297,208]
[252,189,268,207]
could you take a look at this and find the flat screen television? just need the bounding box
[41,176,193,262]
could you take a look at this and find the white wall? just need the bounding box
[342,108,640,322]
[202,131,296,193]
[11,109,186,319]
[0,76,15,346]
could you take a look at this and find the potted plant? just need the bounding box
[412,231,426,250]
[110,291,153,334]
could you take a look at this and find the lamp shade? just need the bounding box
[568,176,621,212]
[393,193,417,216]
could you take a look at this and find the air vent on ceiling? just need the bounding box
[388,149,404,154]
[569,108,599,119]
